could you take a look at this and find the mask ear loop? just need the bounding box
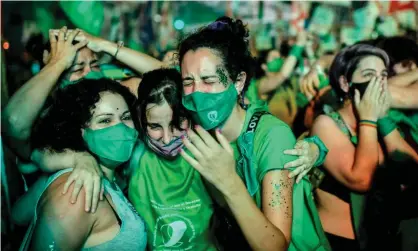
[239,92,248,110]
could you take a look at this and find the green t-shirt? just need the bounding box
[231,114,297,197]
[245,79,262,105]
[128,149,216,251]
[209,105,330,250]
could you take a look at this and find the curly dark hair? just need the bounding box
[31,78,138,153]
[329,44,389,100]
[178,16,256,96]
[136,68,190,140]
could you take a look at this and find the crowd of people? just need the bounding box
[1,6,418,251]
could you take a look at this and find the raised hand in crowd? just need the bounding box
[52,28,163,74]
[46,27,88,68]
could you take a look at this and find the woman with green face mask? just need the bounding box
[19,79,147,250]
[251,48,297,126]
[310,44,418,250]
[245,32,308,127]
[177,16,331,251]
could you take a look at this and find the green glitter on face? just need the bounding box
[216,66,229,87]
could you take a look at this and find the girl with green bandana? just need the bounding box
[310,44,418,251]
[177,16,330,251]
[19,79,147,250]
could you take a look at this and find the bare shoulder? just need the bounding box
[311,114,340,135]
[38,173,93,222]
[30,173,95,250]
[312,114,335,128]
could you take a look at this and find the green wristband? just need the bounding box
[289,45,304,59]
[377,116,397,137]
[304,135,328,167]
[318,74,330,89]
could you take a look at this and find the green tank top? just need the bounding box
[128,149,216,251]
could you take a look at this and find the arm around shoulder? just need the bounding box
[28,175,94,250]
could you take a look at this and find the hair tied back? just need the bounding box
[207,20,228,31]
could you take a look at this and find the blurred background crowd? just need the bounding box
[1,1,416,103]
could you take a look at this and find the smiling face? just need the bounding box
[180,48,246,96]
[145,100,189,145]
[85,91,134,131]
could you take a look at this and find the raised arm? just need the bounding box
[387,68,418,88]
[300,54,335,99]
[257,32,307,96]
[52,29,164,75]
[389,82,418,109]
[1,28,87,160]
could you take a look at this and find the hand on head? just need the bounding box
[51,28,105,53]
[45,27,88,68]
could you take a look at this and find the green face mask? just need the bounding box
[182,84,238,130]
[59,70,105,88]
[83,123,139,169]
[266,57,284,72]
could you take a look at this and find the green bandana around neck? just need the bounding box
[182,84,238,130]
[59,70,105,88]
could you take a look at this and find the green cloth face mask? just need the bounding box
[59,70,105,88]
[266,57,284,72]
[83,123,139,169]
[182,83,238,130]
